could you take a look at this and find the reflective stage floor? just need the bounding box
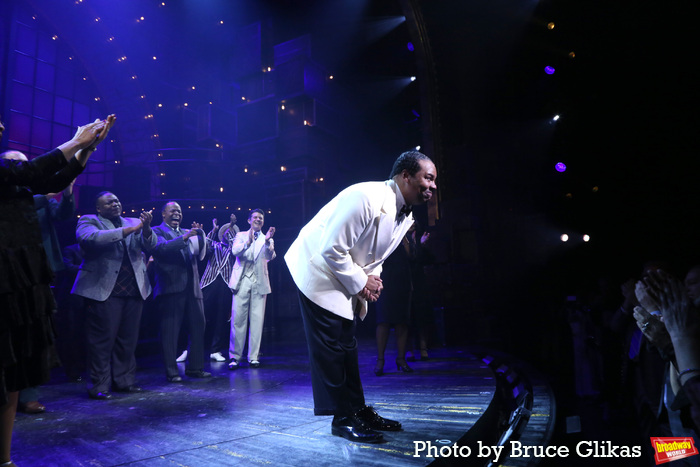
[12,333,497,466]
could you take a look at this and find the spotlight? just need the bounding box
[415,145,421,150]
[555,162,566,173]
[583,235,590,242]
[552,114,560,121]
[544,66,555,75]
[560,234,569,242]
[407,42,414,51]
[410,76,417,81]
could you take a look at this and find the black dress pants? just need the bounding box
[85,296,142,393]
[202,276,233,355]
[298,291,365,416]
[158,289,205,378]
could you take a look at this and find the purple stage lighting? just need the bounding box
[555,162,566,172]
[545,66,555,75]
[407,42,414,51]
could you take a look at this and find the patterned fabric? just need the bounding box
[111,250,139,297]
[200,228,235,289]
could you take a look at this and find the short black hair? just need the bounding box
[162,201,179,212]
[95,191,114,206]
[248,208,264,220]
[389,151,432,178]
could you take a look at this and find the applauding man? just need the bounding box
[73,192,156,400]
[228,209,276,369]
[151,202,211,382]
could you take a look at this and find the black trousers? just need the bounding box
[202,276,233,355]
[298,291,365,416]
[158,290,205,378]
[85,296,143,393]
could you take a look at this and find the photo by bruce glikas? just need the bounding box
[413,440,643,462]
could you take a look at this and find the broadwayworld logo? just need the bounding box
[651,437,699,465]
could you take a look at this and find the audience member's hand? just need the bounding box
[645,270,700,338]
[633,305,672,352]
[635,280,662,313]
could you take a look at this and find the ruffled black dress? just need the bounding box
[0,149,82,404]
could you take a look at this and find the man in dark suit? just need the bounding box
[72,192,156,400]
[151,201,211,382]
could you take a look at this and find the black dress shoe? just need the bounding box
[114,385,143,393]
[88,391,113,400]
[331,415,384,443]
[167,375,183,383]
[185,370,212,378]
[354,405,402,431]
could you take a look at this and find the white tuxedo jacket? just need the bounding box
[284,180,414,320]
[228,229,275,295]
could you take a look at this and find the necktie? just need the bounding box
[254,231,259,240]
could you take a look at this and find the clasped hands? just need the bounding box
[359,275,383,302]
[123,210,153,236]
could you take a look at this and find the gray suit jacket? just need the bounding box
[151,222,203,299]
[72,214,157,301]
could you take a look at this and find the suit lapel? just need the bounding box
[374,186,395,263]
[253,232,264,259]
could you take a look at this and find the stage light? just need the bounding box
[547,22,555,30]
[583,235,590,242]
[553,114,560,121]
[410,76,417,81]
[592,186,599,192]
[280,166,287,172]
[568,52,575,58]
[281,105,285,110]
[561,234,569,242]
[415,146,421,150]
[545,66,555,75]
[329,75,334,80]
[220,188,223,192]
[555,162,566,172]
[407,42,414,51]
[158,103,162,107]
[152,56,157,60]
[52,35,58,41]
[184,103,188,107]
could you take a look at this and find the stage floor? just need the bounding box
[12,334,496,466]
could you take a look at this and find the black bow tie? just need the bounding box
[399,205,412,217]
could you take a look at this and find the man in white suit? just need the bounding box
[284,151,437,443]
[228,209,276,369]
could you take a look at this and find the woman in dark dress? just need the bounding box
[0,114,114,467]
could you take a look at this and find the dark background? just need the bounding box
[1,0,698,389]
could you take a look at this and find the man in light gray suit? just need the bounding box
[228,209,275,369]
[72,192,156,400]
